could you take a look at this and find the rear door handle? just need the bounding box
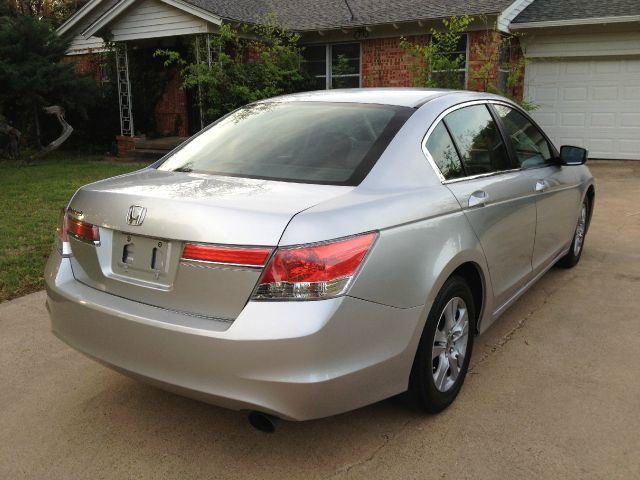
[468,190,489,208]
[535,180,548,192]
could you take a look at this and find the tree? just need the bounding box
[400,15,473,90]
[1,0,90,28]
[401,15,535,110]
[0,14,96,156]
[156,16,312,123]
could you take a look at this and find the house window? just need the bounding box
[431,33,468,89]
[303,43,361,90]
[99,62,112,86]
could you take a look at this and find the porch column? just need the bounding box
[195,34,212,130]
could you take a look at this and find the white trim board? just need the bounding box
[81,0,222,39]
[497,0,535,32]
[511,15,640,30]
[57,0,104,36]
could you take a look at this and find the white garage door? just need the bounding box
[525,58,640,160]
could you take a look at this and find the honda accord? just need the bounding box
[45,89,594,429]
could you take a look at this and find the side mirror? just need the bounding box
[560,145,588,165]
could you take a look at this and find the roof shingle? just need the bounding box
[513,0,640,24]
[185,0,517,31]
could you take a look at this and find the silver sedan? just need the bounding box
[45,89,594,430]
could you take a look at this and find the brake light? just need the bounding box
[66,214,100,245]
[252,232,377,300]
[182,244,272,267]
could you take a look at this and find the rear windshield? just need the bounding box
[157,102,413,186]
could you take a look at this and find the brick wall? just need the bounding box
[361,32,524,100]
[115,135,135,157]
[63,53,102,82]
[154,67,189,137]
[467,30,501,91]
[361,35,428,88]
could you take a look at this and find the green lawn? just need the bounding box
[0,152,146,303]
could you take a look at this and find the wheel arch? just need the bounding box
[449,262,485,334]
[585,184,595,232]
[426,252,492,337]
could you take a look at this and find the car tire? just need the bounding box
[557,197,590,269]
[409,275,476,413]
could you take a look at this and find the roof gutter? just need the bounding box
[511,15,640,30]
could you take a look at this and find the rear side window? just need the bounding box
[493,104,553,168]
[444,105,513,175]
[157,102,413,186]
[426,122,465,180]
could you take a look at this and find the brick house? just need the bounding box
[58,0,640,160]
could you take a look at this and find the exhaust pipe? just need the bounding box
[248,411,279,433]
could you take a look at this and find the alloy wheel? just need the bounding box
[574,202,587,257]
[431,296,469,392]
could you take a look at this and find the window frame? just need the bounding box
[422,100,559,184]
[303,42,362,90]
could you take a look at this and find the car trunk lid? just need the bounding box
[66,169,352,321]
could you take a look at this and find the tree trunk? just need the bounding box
[30,106,74,160]
[0,122,22,159]
[33,103,42,149]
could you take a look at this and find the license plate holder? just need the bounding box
[112,232,172,284]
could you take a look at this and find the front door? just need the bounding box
[491,104,582,274]
[425,104,537,309]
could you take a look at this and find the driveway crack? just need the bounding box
[470,287,554,372]
[328,418,412,478]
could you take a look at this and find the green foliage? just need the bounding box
[331,54,352,89]
[155,15,311,123]
[402,14,536,111]
[468,26,538,111]
[0,15,97,149]
[400,14,473,89]
[2,0,90,28]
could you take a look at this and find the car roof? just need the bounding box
[262,88,462,108]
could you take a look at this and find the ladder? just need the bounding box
[115,43,134,137]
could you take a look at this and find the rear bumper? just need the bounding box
[45,250,425,420]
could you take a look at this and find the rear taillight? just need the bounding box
[57,208,68,243]
[182,244,273,267]
[66,213,100,245]
[252,232,377,300]
[55,208,71,256]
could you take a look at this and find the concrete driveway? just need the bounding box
[1,161,639,479]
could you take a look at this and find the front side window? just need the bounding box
[303,43,361,89]
[158,102,412,186]
[444,105,512,175]
[426,122,465,180]
[494,104,553,168]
